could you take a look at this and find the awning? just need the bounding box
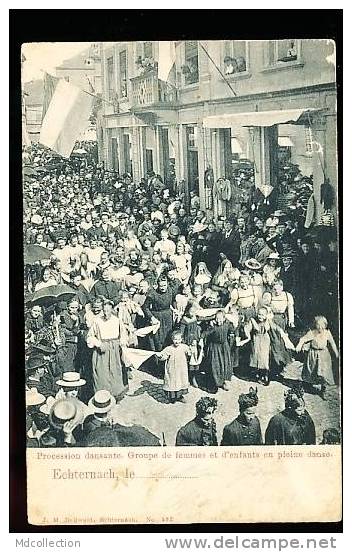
[278,136,294,147]
[203,108,321,129]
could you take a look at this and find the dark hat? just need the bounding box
[26,354,45,373]
[32,340,56,355]
[238,387,259,412]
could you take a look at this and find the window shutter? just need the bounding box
[268,40,276,65]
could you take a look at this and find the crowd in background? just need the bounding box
[23,142,340,448]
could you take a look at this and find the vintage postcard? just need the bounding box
[22,39,341,525]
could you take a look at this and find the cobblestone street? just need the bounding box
[108,362,341,446]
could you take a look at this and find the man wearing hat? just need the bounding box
[48,398,85,446]
[25,388,49,448]
[83,390,116,433]
[26,353,57,398]
[55,371,88,422]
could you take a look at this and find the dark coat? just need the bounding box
[280,262,298,296]
[221,415,263,446]
[86,226,106,241]
[220,229,241,265]
[265,409,316,445]
[90,279,121,304]
[176,417,218,446]
[26,373,58,398]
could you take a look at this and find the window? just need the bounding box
[106,56,115,101]
[224,41,248,74]
[183,41,199,85]
[187,126,198,149]
[27,109,42,124]
[305,126,313,155]
[267,39,299,66]
[143,42,153,59]
[119,50,128,98]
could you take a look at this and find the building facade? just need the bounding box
[99,40,337,221]
[23,79,44,142]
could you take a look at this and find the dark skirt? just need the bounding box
[57,343,77,374]
[273,312,288,331]
[148,309,173,351]
[206,342,232,388]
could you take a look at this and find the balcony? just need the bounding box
[130,70,178,112]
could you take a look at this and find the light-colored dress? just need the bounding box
[170,253,192,284]
[300,329,337,385]
[87,314,127,399]
[247,318,271,371]
[159,344,190,392]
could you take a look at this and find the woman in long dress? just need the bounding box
[87,299,128,400]
[262,279,295,331]
[204,310,232,392]
[142,276,177,351]
[296,315,338,399]
[245,306,294,386]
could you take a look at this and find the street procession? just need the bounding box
[22,40,340,448]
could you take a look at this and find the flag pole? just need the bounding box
[198,41,237,98]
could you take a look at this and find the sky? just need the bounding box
[21,42,93,83]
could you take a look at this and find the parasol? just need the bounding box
[24,245,52,265]
[82,425,161,447]
[26,284,76,307]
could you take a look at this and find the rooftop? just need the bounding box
[23,79,44,105]
[56,45,100,71]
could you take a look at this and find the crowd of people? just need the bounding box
[23,142,340,448]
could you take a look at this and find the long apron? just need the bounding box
[92,337,127,399]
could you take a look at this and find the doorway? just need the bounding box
[123,133,133,177]
[186,125,199,194]
[111,137,119,172]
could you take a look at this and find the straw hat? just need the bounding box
[39,395,56,415]
[244,258,262,271]
[26,387,46,407]
[49,398,83,431]
[268,252,280,261]
[56,371,86,388]
[272,210,285,217]
[88,390,116,414]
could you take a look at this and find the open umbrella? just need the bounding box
[24,245,52,265]
[82,425,161,447]
[26,284,76,307]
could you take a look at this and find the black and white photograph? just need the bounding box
[22,38,340,451]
